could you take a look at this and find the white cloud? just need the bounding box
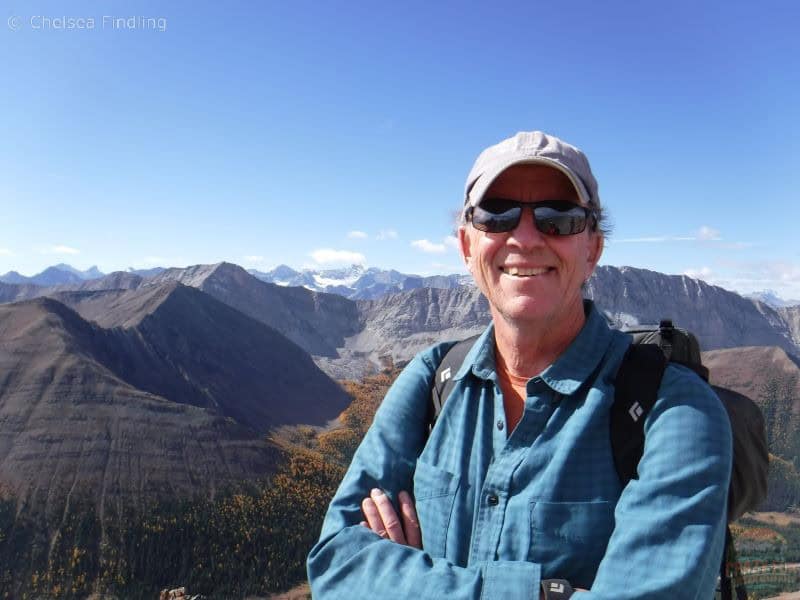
[411,239,447,254]
[310,248,366,265]
[613,226,725,245]
[444,235,460,249]
[347,230,368,240]
[40,245,80,255]
[0,247,12,256]
[376,229,398,241]
[697,226,721,241]
[682,260,800,301]
[242,255,267,264]
[613,236,694,243]
[683,267,714,281]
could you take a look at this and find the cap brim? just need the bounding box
[466,156,592,208]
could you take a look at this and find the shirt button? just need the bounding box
[496,420,504,431]
[487,493,499,506]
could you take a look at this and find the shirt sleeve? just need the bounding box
[573,364,733,600]
[306,347,541,600]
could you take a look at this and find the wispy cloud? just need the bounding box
[242,255,267,265]
[347,230,368,240]
[411,239,447,254]
[614,226,724,244]
[719,241,757,250]
[613,236,692,243]
[696,226,721,241]
[684,260,800,299]
[0,247,12,256]
[40,245,80,255]
[310,248,366,265]
[376,229,398,241]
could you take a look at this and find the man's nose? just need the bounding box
[508,206,546,247]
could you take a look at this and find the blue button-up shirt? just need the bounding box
[308,302,732,599]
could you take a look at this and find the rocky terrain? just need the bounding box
[0,282,350,516]
[1,260,799,597]
[585,266,797,352]
[780,305,800,348]
[704,346,800,413]
[250,263,471,299]
[2,262,799,379]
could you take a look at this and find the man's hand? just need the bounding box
[360,488,422,548]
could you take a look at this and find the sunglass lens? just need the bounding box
[533,205,588,235]
[471,199,521,233]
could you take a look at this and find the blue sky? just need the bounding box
[2,0,799,298]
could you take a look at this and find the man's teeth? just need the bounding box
[503,267,549,277]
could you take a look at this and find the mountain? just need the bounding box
[0,264,105,286]
[127,266,166,278]
[585,266,797,355]
[0,283,350,515]
[747,290,800,309]
[704,346,800,411]
[250,264,471,300]
[0,281,43,304]
[319,265,799,378]
[0,270,27,284]
[149,262,361,357]
[779,306,800,348]
[2,261,799,377]
[345,285,491,367]
[52,263,104,280]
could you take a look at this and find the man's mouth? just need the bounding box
[500,266,552,277]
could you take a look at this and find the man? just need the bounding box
[307,131,732,599]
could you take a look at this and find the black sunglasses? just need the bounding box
[465,198,597,236]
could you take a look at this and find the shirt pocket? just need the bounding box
[413,461,460,558]
[529,500,615,587]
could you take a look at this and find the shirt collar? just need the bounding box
[453,300,615,395]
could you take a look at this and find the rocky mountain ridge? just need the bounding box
[0,282,351,516]
[249,263,472,299]
[2,262,798,378]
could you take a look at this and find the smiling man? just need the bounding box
[307,131,732,599]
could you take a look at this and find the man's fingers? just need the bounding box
[370,488,407,544]
[398,490,422,549]
[361,497,386,537]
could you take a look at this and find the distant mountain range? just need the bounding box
[0,264,162,286]
[3,261,799,378]
[249,264,472,299]
[746,290,800,309]
[6,262,800,308]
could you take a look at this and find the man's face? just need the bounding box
[458,164,603,329]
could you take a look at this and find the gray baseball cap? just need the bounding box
[464,131,600,210]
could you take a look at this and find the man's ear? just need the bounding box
[458,226,473,270]
[585,233,604,278]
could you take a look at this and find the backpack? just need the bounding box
[429,319,769,600]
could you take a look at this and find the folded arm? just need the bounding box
[306,349,543,599]
[572,365,733,599]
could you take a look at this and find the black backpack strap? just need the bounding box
[610,343,668,485]
[614,344,743,600]
[429,335,480,434]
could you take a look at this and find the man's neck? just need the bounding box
[491,303,587,378]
